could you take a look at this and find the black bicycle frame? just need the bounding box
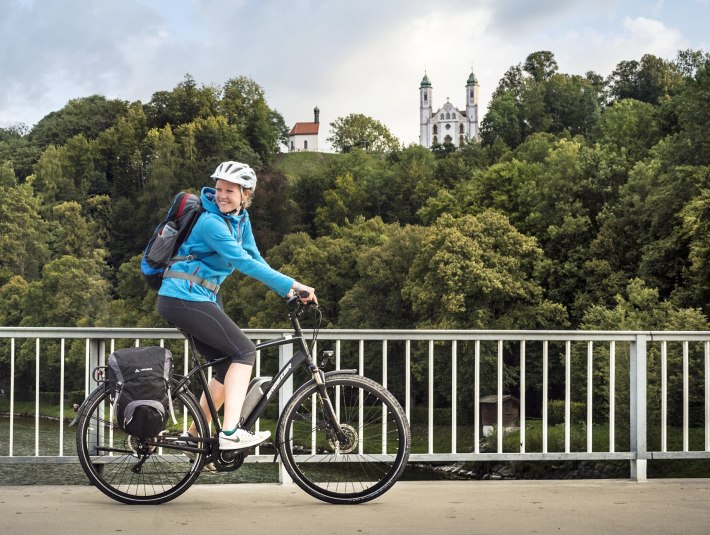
[173,305,349,446]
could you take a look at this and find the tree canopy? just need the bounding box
[0,52,706,335]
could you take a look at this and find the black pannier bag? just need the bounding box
[107,346,176,438]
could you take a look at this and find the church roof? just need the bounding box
[420,73,432,88]
[289,122,320,136]
[467,70,478,85]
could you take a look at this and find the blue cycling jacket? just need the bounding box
[157,187,294,302]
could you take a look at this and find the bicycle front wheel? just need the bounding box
[277,373,411,504]
[75,385,209,505]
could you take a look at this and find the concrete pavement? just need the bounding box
[2,479,710,534]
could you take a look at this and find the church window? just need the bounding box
[424,93,427,101]
[304,140,308,150]
[446,112,450,119]
[440,114,444,119]
[459,124,464,133]
[459,135,464,146]
[444,135,452,144]
[433,125,438,135]
[445,123,451,130]
[433,135,438,144]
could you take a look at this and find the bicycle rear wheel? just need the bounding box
[75,385,209,505]
[277,373,411,504]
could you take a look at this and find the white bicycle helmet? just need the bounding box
[210,161,257,191]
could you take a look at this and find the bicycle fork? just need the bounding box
[312,368,349,445]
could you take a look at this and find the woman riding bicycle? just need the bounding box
[157,161,317,451]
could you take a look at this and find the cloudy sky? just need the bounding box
[1,0,709,147]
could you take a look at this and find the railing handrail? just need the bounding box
[2,326,708,340]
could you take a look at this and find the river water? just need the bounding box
[0,416,438,485]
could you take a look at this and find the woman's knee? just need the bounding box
[230,349,256,367]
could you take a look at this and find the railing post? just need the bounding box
[85,338,105,397]
[277,338,293,484]
[85,337,106,460]
[630,334,648,481]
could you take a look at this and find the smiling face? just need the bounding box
[214,179,252,214]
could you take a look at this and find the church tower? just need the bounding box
[419,73,433,147]
[465,70,479,141]
[419,69,480,148]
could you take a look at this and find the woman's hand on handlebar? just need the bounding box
[290,282,317,304]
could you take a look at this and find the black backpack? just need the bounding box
[140,192,206,291]
[107,346,176,438]
[140,191,229,293]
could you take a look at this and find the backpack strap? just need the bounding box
[169,251,217,263]
[162,216,233,294]
[162,270,221,294]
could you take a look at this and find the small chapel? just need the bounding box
[419,70,480,148]
[288,106,320,152]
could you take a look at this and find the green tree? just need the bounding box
[338,220,420,328]
[0,275,29,326]
[219,76,285,163]
[0,125,41,181]
[32,144,75,205]
[30,95,128,148]
[0,160,16,187]
[403,211,568,329]
[84,194,112,250]
[480,92,521,147]
[581,279,709,428]
[21,253,112,326]
[523,50,558,82]
[606,54,684,105]
[314,172,365,231]
[0,183,50,284]
[327,113,400,154]
[666,59,710,166]
[246,167,293,251]
[144,74,220,128]
[50,201,91,258]
[592,98,662,162]
[677,189,710,312]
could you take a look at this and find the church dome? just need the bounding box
[420,73,432,88]
[467,70,478,85]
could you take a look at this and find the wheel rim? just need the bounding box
[280,376,410,502]
[77,388,207,503]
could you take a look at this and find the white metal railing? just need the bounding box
[1,327,709,482]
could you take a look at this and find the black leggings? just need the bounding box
[157,296,256,383]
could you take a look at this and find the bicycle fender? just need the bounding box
[289,369,357,402]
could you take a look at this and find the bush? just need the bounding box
[547,399,585,425]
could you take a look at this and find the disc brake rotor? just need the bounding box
[328,424,358,454]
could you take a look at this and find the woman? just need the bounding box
[157,161,316,451]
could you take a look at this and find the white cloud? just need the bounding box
[0,0,707,147]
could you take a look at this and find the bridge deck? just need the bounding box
[2,479,710,534]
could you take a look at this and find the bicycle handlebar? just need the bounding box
[286,291,318,315]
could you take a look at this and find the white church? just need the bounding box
[419,70,480,148]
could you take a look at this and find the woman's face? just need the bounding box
[214,179,252,213]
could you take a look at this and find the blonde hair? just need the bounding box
[241,187,254,208]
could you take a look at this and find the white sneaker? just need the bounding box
[219,427,271,451]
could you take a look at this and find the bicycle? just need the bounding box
[74,295,411,505]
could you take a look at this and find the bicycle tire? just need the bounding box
[277,373,411,504]
[75,385,209,505]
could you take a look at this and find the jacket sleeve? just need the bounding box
[201,214,294,296]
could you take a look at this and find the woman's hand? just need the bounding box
[291,282,317,304]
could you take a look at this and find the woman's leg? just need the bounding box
[222,363,253,431]
[188,377,225,436]
[188,364,254,434]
